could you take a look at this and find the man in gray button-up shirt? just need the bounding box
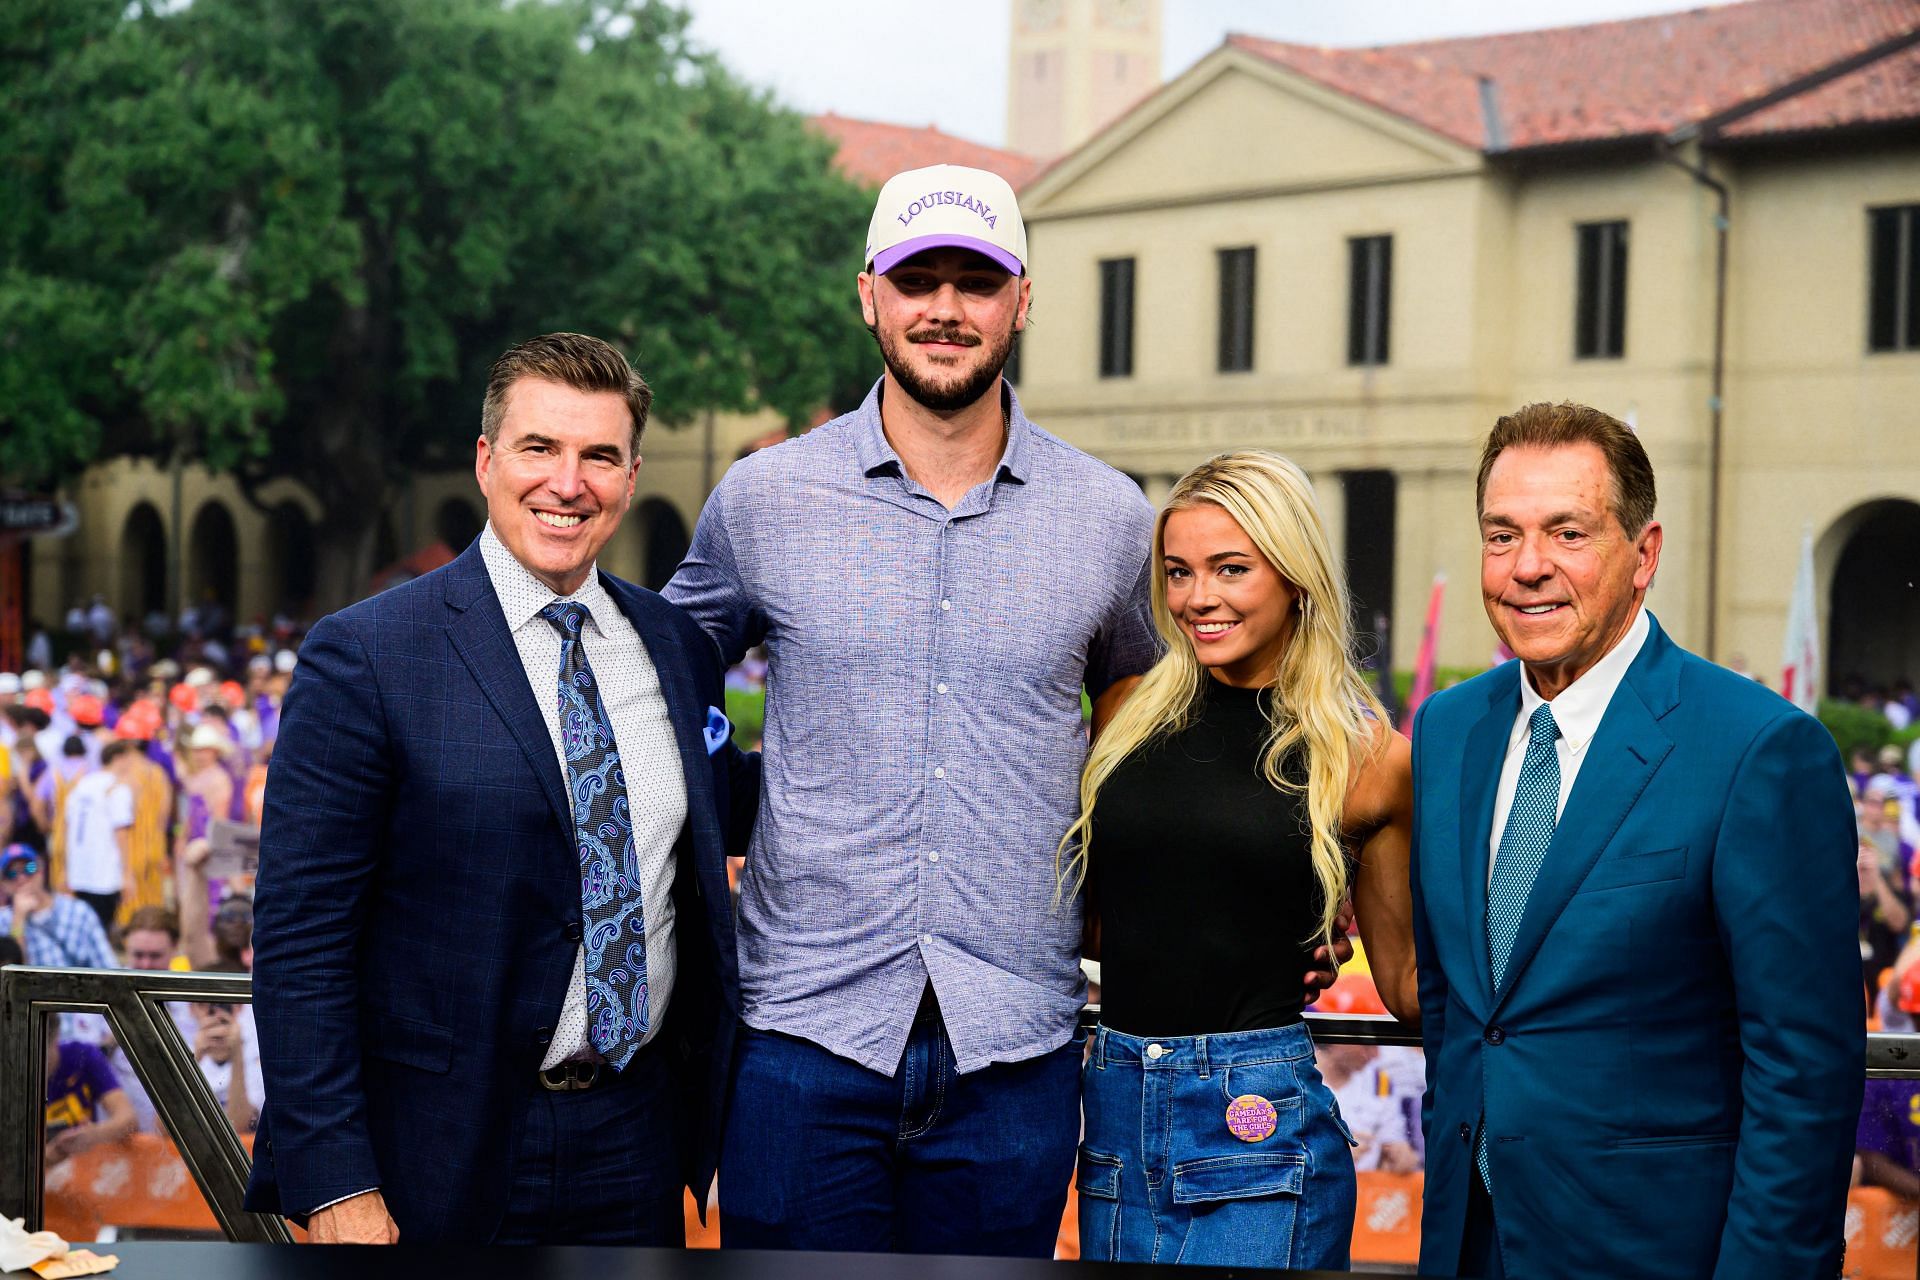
[666,164,1157,1256]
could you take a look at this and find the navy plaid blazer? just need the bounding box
[244,540,751,1241]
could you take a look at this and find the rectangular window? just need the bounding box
[1099,257,1135,377]
[1347,235,1391,367]
[1217,246,1256,373]
[1869,205,1920,353]
[1575,220,1629,359]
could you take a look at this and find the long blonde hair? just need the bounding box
[1059,450,1387,949]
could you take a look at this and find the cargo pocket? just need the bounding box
[1169,1150,1306,1266]
[1075,1145,1122,1262]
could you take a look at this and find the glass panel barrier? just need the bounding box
[43,1000,269,1243]
[1,964,288,1243]
[6,965,1916,1272]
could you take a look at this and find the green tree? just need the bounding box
[0,0,874,605]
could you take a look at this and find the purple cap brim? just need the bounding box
[872,234,1022,277]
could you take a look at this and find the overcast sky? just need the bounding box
[678,0,1700,149]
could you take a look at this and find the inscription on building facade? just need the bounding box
[1098,408,1367,448]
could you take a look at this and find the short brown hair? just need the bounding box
[125,906,180,943]
[1476,401,1656,535]
[480,333,652,457]
[101,739,144,767]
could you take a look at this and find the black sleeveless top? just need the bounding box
[1089,678,1320,1037]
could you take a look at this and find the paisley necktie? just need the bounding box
[540,601,648,1069]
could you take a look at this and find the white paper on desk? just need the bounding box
[0,1216,65,1273]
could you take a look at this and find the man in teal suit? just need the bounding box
[1409,402,1862,1279]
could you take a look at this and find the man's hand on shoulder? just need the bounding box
[308,1190,399,1245]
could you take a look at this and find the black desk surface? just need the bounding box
[100,1241,1432,1278]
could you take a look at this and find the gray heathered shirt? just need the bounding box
[665,379,1158,1075]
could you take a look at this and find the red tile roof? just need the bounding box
[1722,41,1920,136]
[1228,0,1920,152]
[809,113,1046,190]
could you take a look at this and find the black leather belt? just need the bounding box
[538,1059,606,1092]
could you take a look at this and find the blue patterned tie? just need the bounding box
[540,601,648,1069]
[1477,702,1559,1191]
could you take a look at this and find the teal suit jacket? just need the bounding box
[1410,614,1862,1279]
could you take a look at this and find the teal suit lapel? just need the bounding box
[1459,665,1521,1014]
[1488,615,1680,1014]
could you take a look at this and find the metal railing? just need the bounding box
[1,965,291,1242]
[4,964,1916,1243]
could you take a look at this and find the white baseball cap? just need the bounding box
[187,723,234,754]
[865,165,1027,277]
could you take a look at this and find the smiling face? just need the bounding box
[1162,502,1299,689]
[476,377,639,596]
[858,248,1029,413]
[1479,442,1661,701]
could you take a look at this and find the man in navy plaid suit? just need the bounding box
[246,334,753,1245]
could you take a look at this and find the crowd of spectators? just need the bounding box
[1845,729,1920,1205]
[1,603,302,1165]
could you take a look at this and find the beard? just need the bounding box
[872,319,1017,413]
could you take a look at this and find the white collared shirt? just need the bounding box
[1488,607,1651,884]
[480,524,685,1066]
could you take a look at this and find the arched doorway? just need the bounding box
[1826,498,1920,697]
[187,501,239,625]
[118,502,167,622]
[434,497,483,553]
[636,499,689,592]
[267,502,317,617]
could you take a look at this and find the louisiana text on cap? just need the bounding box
[865,164,1027,278]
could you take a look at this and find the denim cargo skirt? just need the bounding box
[1077,1021,1357,1268]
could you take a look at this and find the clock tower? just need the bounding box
[1006,0,1161,160]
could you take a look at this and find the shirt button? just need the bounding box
[1146,1043,1166,1060]
[928,852,941,863]
[936,682,949,694]
[933,767,946,779]
[921,933,933,945]
[940,599,952,611]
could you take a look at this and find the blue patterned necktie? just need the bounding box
[540,601,648,1069]
[1477,701,1560,1192]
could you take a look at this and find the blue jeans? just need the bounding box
[719,1002,1082,1255]
[1078,1022,1357,1268]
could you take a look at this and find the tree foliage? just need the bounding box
[0,0,874,597]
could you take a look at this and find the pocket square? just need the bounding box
[704,706,732,755]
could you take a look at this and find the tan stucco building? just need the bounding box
[1014,0,1920,689]
[15,0,1919,700]
[24,409,785,634]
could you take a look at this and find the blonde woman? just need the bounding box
[1065,450,1416,1269]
